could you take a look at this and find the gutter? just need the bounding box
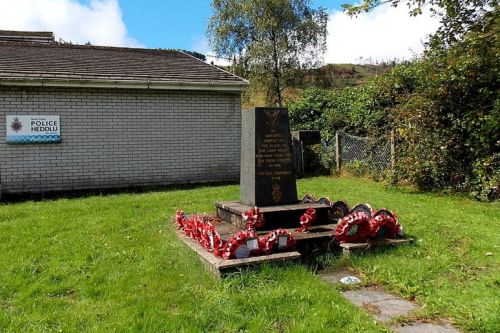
[0,78,248,92]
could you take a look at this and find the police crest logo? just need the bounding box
[10,117,22,132]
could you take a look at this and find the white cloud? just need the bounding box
[191,35,232,66]
[326,5,440,64]
[191,35,210,54]
[0,0,141,47]
[205,54,232,67]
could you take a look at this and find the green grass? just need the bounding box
[0,177,498,332]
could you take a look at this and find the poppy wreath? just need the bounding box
[369,209,401,239]
[316,197,332,206]
[175,211,225,255]
[258,228,296,254]
[192,214,204,241]
[301,194,316,203]
[182,217,195,238]
[297,208,317,233]
[221,229,259,259]
[242,207,265,230]
[175,209,186,230]
[334,211,371,243]
[329,201,350,222]
[199,222,224,256]
[351,203,374,218]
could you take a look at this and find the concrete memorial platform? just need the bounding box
[178,107,412,276]
[215,201,331,230]
[177,230,301,277]
[178,107,337,275]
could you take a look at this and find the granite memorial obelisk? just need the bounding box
[240,107,298,206]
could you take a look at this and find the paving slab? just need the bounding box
[395,322,461,333]
[342,287,417,322]
[320,272,462,332]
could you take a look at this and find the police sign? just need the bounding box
[6,115,61,144]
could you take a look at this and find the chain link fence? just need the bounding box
[323,132,394,174]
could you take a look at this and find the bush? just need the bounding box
[303,144,328,175]
[287,12,499,200]
[343,160,371,177]
[390,20,499,199]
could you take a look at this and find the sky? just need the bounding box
[0,0,440,64]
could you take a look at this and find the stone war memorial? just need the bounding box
[241,107,298,206]
[218,107,330,230]
[174,107,410,276]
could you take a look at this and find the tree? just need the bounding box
[207,0,328,106]
[180,50,207,62]
[338,0,498,198]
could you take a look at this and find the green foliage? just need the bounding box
[207,0,328,106]
[470,154,500,201]
[289,87,331,134]
[180,50,207,61]
[390,13,499,197]
[317,141,337,172]
[288,85,392,178]
[305,63,390,89]
[343,160,371,177]
[289,83,390,141]
[303,144,328,175]
[288,7,499,199]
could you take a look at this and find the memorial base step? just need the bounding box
[176,230,301,277]
[215,201,332,231]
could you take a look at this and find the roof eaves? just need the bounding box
[0,77,248,92]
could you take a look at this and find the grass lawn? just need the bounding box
[0,176,498,332]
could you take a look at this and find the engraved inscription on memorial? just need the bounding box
[256,130,294,202]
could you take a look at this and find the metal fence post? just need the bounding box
[335,132,341,174]
[300,140,305,176]
[390,129,396,170]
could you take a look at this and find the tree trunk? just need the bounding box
[271,31,282,107]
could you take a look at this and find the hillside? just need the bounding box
[238,63,390,108]
[306,63,390,88]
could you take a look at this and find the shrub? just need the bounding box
[287,13,499,200]
[343,160,371,177]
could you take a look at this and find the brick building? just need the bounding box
[0,31,247,195]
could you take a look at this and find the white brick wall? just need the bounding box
[0,87,241,193]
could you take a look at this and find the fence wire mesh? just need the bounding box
[325,132,391,172]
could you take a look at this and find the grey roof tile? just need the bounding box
[0,42,247,87]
